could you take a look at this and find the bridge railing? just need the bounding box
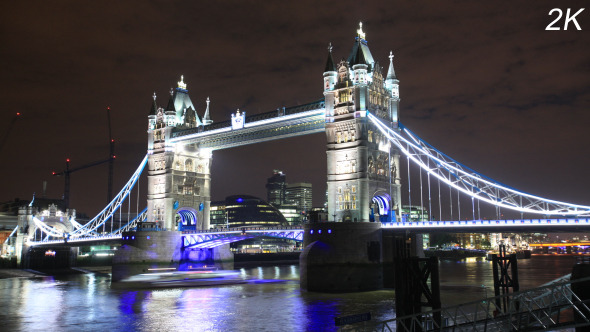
[362,275,590,332]
[182,225,304,235]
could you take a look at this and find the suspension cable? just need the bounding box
[407,148,411,220]
[367,113,590,217]
[449,173,453,221]
[428,158,432,221]
[438,177,442,221]
[419,159,424,221]
[457,186,461,221]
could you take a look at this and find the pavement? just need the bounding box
[0,266,112,279]
[0,269,45,279]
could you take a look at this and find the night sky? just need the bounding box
[1,1,589,218]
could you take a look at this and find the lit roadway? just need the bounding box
[382,218,590,233]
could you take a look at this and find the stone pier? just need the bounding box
[112,230,233,282]
[300,222,383,292]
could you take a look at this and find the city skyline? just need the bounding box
[1,1,588,217]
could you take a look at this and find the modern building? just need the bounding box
[266,170,287,206]
[210,195,287,229]
[277,204,300,225]
[286,182,312,214]
[402,205,429,222]
[209,201,227,229]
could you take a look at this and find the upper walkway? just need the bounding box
[169,100,325,149]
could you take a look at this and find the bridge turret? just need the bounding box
[202,97,213,126]
[323,43,337,92]
[148,92,157,130]
[146,77,213,231]
[350,39,369,86]
[385,51,400,126]
[324,23,402,223]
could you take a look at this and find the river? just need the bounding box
[0,255,580,331]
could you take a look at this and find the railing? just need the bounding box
[182,225,304,235]
[360,275,590,331]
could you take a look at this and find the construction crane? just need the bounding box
[0,112,21,152]
[52,107,116,210]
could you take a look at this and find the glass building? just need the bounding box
[286,182,312,215]
[209,201,227,229]
[265,170,286,206]
[210,195,287,228]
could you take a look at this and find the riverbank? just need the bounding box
[424,249,487,259]
[0,269,45,279]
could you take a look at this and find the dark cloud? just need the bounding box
[1,0,588,216]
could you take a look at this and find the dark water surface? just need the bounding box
[0,256,578,331]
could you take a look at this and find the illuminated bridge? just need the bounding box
[10,23,590,258]
[17,110,590,248]
[16,107,590,249]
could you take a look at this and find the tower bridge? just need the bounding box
[9,24,590,292]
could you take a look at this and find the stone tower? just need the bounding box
[146,76,213,231]
[324,23,402,223]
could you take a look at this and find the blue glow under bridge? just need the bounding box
[182,226,304,249]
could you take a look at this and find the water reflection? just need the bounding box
[0,257,578,331]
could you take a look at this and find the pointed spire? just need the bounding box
[149,92,158,115]
[350,38,367,66]
[324,43,336,72]
[386,51,397,80]
[166,85,177,115]
[203,97,212,125]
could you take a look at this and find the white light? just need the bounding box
[177,75,187,90]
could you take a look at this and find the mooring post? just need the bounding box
[492,244,519,313]
[571,257,590,332]
[394,235,441,331]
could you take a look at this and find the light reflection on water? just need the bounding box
[0,256,578,332]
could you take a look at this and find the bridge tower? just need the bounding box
[324,23,402,223]
[146,76,212,231]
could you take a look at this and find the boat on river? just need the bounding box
[117,268,247,288]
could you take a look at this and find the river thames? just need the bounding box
[0,255,579,331]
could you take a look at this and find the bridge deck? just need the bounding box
[169,100,325,149]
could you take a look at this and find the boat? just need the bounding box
[117,268,248,288]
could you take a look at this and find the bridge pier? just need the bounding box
[181,244,233,266]
[17,245,78,270]
[112,231,233,282]
[300,222,383,292]
[112,231,182,282]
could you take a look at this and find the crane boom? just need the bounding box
[52,106,116,210]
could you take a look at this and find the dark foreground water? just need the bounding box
[0,256,579,331]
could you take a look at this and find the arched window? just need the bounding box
[185,159,193,172]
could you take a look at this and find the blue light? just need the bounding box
[237,198,243,203]
[132,236,135,240]
[310,230,313,234]
[147,236,150,239]
[328,229,332,234]
[318,229,322,234]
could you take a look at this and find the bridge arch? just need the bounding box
[371,192,392,223]
[176,207,199,231]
